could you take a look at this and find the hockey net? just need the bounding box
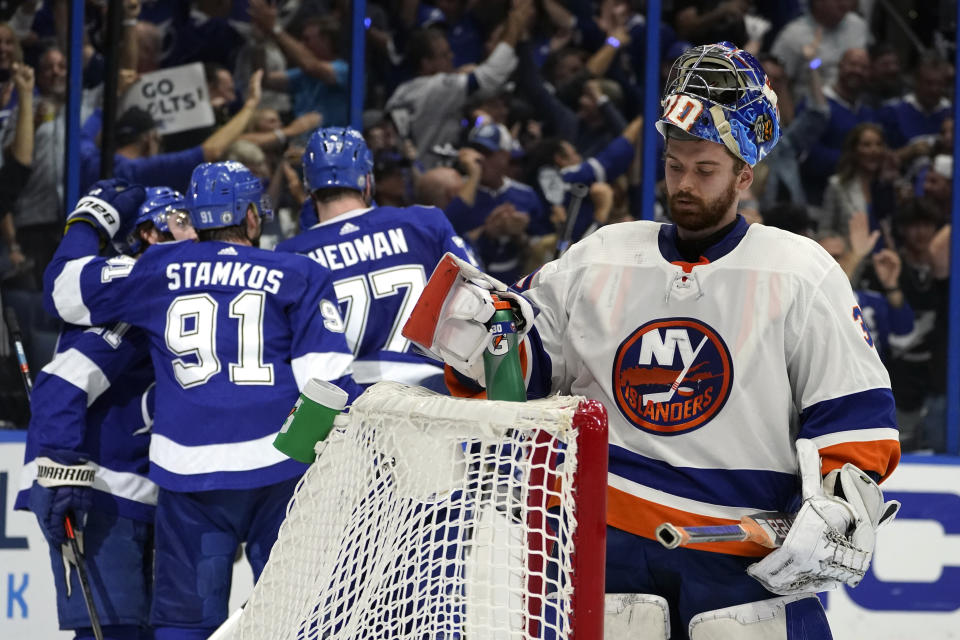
[222,381,608,640]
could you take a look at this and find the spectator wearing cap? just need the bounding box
[78,71,266,194]
[798,47,875,205]
[250,1,350,125]
[385,0,533,169]
[445,123,546,283]
[878,57,952,157]
[415,0,485,69]
[771,0,868,100]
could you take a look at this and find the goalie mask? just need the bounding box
[657,41,780,166]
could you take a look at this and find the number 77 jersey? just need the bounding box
[276,204,479,388]
[45,230,359,492]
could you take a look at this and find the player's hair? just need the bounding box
[312,186,365,204]
[197,222,248,243]
[835,122,886,184]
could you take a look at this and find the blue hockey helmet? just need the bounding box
[187,161,272,230]
[302,127,374,193]
[122,186,186,254]
[656,41,780,166]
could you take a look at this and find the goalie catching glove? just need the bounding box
[401,253,536,386]
[747,439,900,595]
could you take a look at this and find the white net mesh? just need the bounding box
[225,382,598,640]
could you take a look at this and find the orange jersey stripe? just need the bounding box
[818,439,900,482]
[607,486,773,557]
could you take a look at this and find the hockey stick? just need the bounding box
[553,182,589,260]
[655,512,794,550]
[65,513,105,640]
[4,306,32,399]
[7,307,104,639]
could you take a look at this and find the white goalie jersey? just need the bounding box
[510,218,900,557]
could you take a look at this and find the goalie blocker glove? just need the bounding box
[402,253,536,387]
[747,439,900,595]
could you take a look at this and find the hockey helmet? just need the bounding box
[657,41,780,166]
[187,161,272,231]
[303,127,374,193]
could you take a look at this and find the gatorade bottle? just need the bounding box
[483,296,526,402]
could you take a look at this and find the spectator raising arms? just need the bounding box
[385,0,534,168]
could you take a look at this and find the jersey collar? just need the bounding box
[657,214,749,266]
[309,207,373,229]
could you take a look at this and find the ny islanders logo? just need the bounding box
[612,318,733,435]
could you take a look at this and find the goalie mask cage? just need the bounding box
[224,381,608,640]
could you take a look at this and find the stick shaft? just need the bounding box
[656,512,794,549]
[4,307,32,398]
[65,515,104,640]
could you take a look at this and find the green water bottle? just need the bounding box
[273,378,348,463]
[483,296,526,402]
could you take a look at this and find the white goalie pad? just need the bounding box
[605,593,670,640]
[688,594,818,640]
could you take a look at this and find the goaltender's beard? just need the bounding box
[667,175,738,233]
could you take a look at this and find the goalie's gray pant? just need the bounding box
[602,526,833,640]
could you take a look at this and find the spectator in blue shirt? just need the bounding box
[250,0,349,125]
[79,71,265,194]
[879,56,951,154]
[799,47,874,204]
[445,123,546,283]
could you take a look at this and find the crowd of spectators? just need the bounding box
[0,0,955,452]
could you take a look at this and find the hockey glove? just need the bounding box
[401,253,536,386]
[746,439,900,595]
[28,450,96,547]
[67,179,147,249]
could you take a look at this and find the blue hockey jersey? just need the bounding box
[537,135,635,243]
[276,205,476,386]
[15,323,157,523]
[44,225,358,492]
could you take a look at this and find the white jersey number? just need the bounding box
[165,291,274,388]
[332,265,426,355]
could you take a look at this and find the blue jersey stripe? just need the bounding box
[798,387,897,439]
[609,444,800,511]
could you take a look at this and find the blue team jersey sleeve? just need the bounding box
[43,223,144,328]
[28,323,148,455]
[559,136,634,185]
[287,257,361,401]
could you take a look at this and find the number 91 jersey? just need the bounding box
[276,205,478,387]
[46,238,358,492]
